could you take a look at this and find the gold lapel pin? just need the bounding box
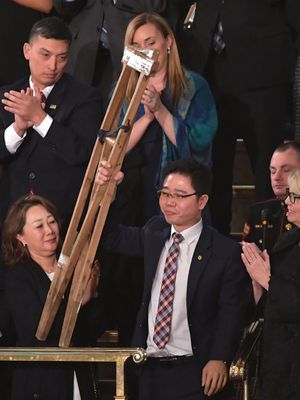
[49,104,57,109]
[197,255,202,261]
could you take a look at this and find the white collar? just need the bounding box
[29,76,54,99]
[170,219,203,244]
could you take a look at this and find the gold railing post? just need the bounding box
[115,358,127,400]
[243,378,249,400]
[0,347,147,399]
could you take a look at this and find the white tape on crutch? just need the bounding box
[122,46,159,76]
[57,253,70,269]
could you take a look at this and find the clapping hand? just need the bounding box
[241,242,270,290]
[2,85,46,135]
[142,84,162,114]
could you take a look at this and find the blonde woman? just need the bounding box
[242,169,300,399]
[122,12,217,221]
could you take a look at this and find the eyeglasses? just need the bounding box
[286,189,300,204]
[157,189,201,201]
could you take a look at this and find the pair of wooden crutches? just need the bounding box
[36,46,159,347]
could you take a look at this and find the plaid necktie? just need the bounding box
[153,232,184,349]
[213,20,225,54]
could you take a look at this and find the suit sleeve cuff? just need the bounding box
[33,114,53,138]
[4,124,27,154]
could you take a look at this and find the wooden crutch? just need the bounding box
[36,46,159,346]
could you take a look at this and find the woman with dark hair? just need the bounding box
[2,195,100,400]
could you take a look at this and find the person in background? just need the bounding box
[239,142,300,398]
[242,168,300,400]
[286,4,300,140]
[0,0,53,86]
[242,141,300,251]
[2,195,101,400]
[53,0,171,102]
[178,0,298,236]
[97,158,248,400]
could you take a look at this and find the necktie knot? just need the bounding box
[172,233,184,244]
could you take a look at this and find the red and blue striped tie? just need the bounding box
[153,232,184,349]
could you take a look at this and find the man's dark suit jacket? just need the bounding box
[179,0,297,91]
[0,73,102,230]
[105,215,249,366]
[5,260,99,400]
[53,0,168,84]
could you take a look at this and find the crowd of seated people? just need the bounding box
[0,2,300,399]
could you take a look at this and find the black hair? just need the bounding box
[2,195,61,267]
[275,140,300,159]
[29,16,72,44]
[161,158,212,197]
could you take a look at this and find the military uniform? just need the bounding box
[242,198,293,252]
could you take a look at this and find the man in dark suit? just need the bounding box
[178,0,298,235]
[0,16,102,234]
[98,158,248,400]
[243,141,300,251]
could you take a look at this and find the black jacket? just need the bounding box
[242,198,291,252]
[53,0,169,83]
[260,227,300,399]
[0,73,102,232]
[105,215,249,367]
[5,260,100,400]
[178,0,297,91]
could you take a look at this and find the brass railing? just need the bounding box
[229,319,264,400]
[0,347,147,400]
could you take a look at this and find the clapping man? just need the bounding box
[0,16,102,233]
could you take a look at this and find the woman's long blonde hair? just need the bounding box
[124,13,186,106]
[288,169,300,194]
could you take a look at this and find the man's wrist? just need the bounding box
[13,123,26,137]
[33,111,47,127]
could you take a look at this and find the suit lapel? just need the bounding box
[187,224,212,309]
[45,74,67,120]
